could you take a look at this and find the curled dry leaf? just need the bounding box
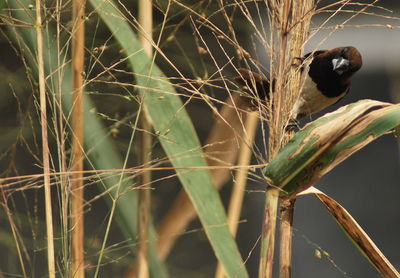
[264,99,400,196]
[298,187,400,278]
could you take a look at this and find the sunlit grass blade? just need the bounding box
[90,1,249,277]
[157,93,254,261]
[264,100,400,196]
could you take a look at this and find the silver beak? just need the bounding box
[332,57,350,74]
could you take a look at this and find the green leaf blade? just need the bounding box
[264,100,400,196]
[91,1,249,277]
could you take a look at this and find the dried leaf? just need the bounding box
[298,187,400,278]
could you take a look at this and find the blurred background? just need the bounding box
[0,0,399,277]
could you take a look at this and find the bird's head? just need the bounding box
[331,46,362,76]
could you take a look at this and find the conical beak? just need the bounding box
[332,57,350,73]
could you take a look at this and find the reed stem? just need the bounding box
[279,198,296,278]
[35,0,56,276]
[259,187,279,278]
[260,1,314,276]
[137,0,153,277]
[71,0,86,275]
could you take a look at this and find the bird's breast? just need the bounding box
[290,68,347,120]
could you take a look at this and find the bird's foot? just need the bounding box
[285,119,300,132]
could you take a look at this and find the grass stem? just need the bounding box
[259,187,279,278]
[71,0,87,275]
[137,0,153,277]
[279,198,296,278]
[35,0,56,276]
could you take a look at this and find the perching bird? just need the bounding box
[234,46,362,120]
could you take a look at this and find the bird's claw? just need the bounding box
[285,119,300,131]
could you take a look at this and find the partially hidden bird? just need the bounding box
[234,46,362,120]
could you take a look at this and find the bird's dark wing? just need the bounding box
[303,50,326,60]
[234,68,270,103]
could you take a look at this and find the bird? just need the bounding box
[234,46,362,120]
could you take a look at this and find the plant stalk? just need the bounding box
[279,198,296,278]
[260,2,292,276]
[35,0,56,276]
[137,115,152,278]
[259,187,279,278]
[261,1,314,276]
[55,0,70,274]
[137,0,153,277]
[71,0,86,275]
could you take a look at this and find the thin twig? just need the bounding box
[1,190,28,277]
